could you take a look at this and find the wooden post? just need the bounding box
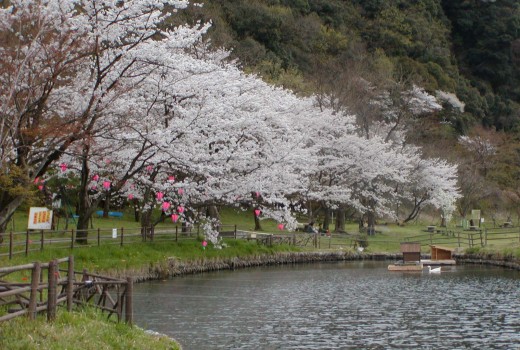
[40,230,44,251]
[25,230,30,256]
[47,259,57,321]
[80,268,89,302]
[125,277,133,325]
[292,233,296,246]
[28,262,41,320]
[150,226,154,242]
[116,285,123,322]
[71,229,75,249]
[234,225,237,240]
[121,227,124,247]
[480,231,483,247]
[97,228,101,246]
[9,231,13,260]
[175,226,178,242]
[67,256,74,312]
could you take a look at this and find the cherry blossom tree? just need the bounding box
[0,0,207,238]
[396,152,461,225]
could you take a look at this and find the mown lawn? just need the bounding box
[0,309,180,350]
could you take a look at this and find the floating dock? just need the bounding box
[421,259,456,266]
[388,262,423,271]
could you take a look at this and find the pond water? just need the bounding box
[133,261,520,349]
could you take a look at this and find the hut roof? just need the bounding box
[400,242,421,253]
[430,245,455,252]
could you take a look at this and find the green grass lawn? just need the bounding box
[4,206,520,260]
[0,309,180,350]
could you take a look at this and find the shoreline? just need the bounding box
[105,250,520,282]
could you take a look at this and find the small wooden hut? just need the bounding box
[388,242,422,271]
[401,242,421,263]
[430,245,454,260]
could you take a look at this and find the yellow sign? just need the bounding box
[28,207,53,230]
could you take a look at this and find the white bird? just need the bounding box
[428,266,441,273]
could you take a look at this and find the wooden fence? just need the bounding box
[403,230,484,248]
[403,227,520,249]
[2,224,519,260]
[0,256,132,324]
[0,224,236,259]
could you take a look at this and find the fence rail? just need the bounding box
[0,256,132,324]
[2,224,520,260]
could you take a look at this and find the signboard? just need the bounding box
[28,207,53,230]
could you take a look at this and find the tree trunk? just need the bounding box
[182,210,194,233]
[334,207,345,233]
[0,195,24,244]
[367,211,376,236]
[103,192,110,218]
[358,216,365,231]
[75,151,91,244]
[207,205,220,220]
[133,199,140,222]
[253,208,262,231]
[322,205,331,232]
[138,209,152,239]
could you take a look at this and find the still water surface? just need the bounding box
[133,261,520,349]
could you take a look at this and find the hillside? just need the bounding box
[176,0,519,133]
[171,0,520,220]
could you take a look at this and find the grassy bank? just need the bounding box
[3,239,301,277]
[0,309,180,350]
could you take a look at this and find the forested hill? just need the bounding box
[176,0,520,133]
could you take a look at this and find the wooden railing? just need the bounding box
[2,225,519,260]
[404,230,484,248]
[483,227,520,246]
[0,224,240,259]
[0,256,132,324]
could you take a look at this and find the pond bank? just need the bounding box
[106,250,520,282]
[455,253,520,270]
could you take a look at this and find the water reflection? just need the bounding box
[133,261,520,349]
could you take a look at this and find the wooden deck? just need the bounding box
[388,263,423,271]
[421,259,456,266]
